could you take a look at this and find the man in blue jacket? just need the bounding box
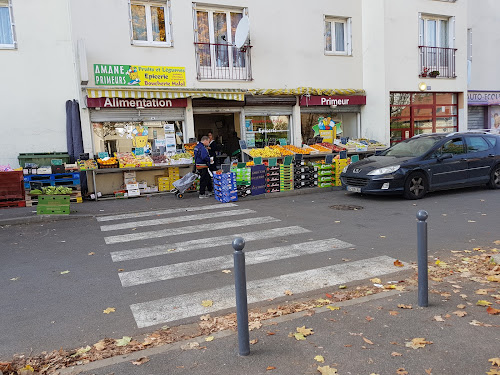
[193,136,212,198]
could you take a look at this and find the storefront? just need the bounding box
[467,91,500,131]
[390,92,459,145]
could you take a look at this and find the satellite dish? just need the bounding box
[234,15,250,49]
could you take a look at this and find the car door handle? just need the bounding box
[461,158,469,162]
[488,154,495,158]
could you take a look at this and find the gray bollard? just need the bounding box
[417,210,429,307]
[232,237,250,356]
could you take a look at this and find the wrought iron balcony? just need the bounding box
[194,42,252,81]
[419,46,457,79]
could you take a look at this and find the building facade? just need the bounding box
[0,0,488,167]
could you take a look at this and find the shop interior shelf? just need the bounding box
[92,164,193,174]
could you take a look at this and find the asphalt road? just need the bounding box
[1,186,499,359]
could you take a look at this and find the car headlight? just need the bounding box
[342,166,349,173]
[367,165,401,176]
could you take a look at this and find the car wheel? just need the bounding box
[487,164,500,189]
[404,172,428,200]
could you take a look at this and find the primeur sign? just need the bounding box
[300,95,366,106]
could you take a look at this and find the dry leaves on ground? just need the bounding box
[394,260,404,267]
[314,355,325,363]
[131,357,149,365]
[201,300,213,307]
[391,352,402,357]
[362,337,374,345]
[405,338,433,349]
[398,304,412,309]
[486,306,500,315]
[103,307,115,314]
[317,365,338,375]
[396,369,409,375]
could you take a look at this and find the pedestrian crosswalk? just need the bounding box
[98,203,406,329]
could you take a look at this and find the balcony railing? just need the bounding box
[194,42,252,81]
[419,46,457,78]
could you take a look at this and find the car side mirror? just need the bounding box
[437,153,453,162]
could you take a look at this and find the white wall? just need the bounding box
[0,0,79,167]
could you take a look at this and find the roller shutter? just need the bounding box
[467,106,485,130]
[244,106,293,116]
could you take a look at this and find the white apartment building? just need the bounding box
[0,0,492,167]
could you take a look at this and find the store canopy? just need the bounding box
[86,88,246,101]
[247,87,366,96]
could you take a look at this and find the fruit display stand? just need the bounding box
[0,171,26,208]
[86,164,193,201]
[23,172,82,207]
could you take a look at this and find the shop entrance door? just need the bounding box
[193,113,238,162]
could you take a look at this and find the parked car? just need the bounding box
[340,132,500,199]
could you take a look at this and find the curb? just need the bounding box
[59,289,404,375]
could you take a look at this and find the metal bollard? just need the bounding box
[417,210,429,307]
[232,237,250,356]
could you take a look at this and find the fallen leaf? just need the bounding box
[486,306,500,315]
[363,337,374,345]
[200,314,211,321]
[366,316,374,322]
[334,220,341,223]
[70,346,91,357]
[167,248,176,252]
[221,270,231,274]
[317,365,338,375]
[457,304,467,309]
[326,305,340,311]
[60,270,70,275]
[394,259,404,267]
[396,369,408,375]
[131,357,150,366]
[338,285,347,289]
[434,315,445,322]
[436,260,448,267]
[161,325,170,330]
[380,235,386,238]
[460,294,468,299]
[389,311,399,316]
[398,304,413,309]
[341,258,350,262]
[118,269,124,272]
[314,355,325,363]
[294,333,306,341]
[477,300,492,306]
[452,311,467,317]
[250,339,258,345]
[391,352,402,357]
[464,250,472,253]
[267,331,276,336]
[205,336,215,342]
[469,320,492,327]
[468,220,476,223]
[486,369,500,375]
[325,293,333,298]
[88,252,95,256]
[297,326,314,336]
[181,342,200,350]
[94,341,106,351]
[249,321,262,331]
[405,337,433,349]
[266,366,276,371]
[317,298,331,304]
[425,369,432,375]
[494,240,500,245]
[103,307,115,314]
[487,275,500,282]
[431,277,443,282]
[115,336,132,347]
[284,290,293,296]
[17,366,34,374]
[370,278,382,283]
[476,289,489,295]
[489,358,500,366]
[9,277,19,281]
[201,300,213,307]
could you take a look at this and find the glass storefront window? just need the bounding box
[245,116,290,148]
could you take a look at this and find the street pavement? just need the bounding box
[1,186,499,369]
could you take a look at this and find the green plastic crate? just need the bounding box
[18,152,70,167]
[38,195,70,205]
[37,205,70,215]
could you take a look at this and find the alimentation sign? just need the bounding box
[94,64,186,87]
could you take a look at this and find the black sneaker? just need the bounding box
[199,194,210,199]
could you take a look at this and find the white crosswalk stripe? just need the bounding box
[98,202,407,329]
[100,208,256,231]
[130,256,404,328]
[96,203,237,222]
[104,216,281,244]
[110,226,311,262]
[118,238,354,287]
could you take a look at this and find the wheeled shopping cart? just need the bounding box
[171,172,199,199]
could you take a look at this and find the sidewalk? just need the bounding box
[7,248,495,375]
[0,187,338,226]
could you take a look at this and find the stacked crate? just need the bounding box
[265,166,280,193]
[156,176,171,192]
[168,167,180,186]
[0,171,26,208]
[293,160,318,189]
[37,195,70,215]
[232,166,251,186]
[213,172,238,203]
[279,164,294,192]
[334,159,350,186]
[316,163,334,188]
[24,172,82,206]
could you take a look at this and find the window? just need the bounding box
[245,116,290,148]
[465,136,490,153]
[129,0,172,47]
[441,138,466,155]
[324,16,351,55]
[0,0,15,49]
[193,5,252,80]
[419,15,451,48]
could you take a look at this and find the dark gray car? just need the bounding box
[340,132,500,199]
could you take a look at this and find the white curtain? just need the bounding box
[0,6,13,44]
[335,22,344,52]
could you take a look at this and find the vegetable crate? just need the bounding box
[36,195,70,215]
[25,191,82,207]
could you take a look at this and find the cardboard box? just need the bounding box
[124,171,136,179]
[126,183,139,190]
[128,188,140,197]
[138,181,148,189]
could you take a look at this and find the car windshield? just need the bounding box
[381,137,443,157]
